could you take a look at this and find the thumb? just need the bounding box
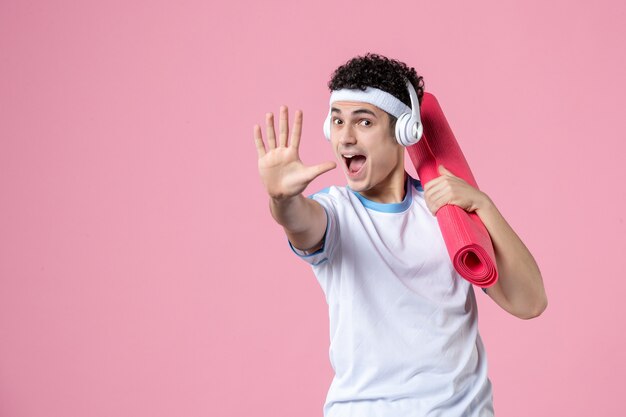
[438,164,453,176]
[305,161,337,181]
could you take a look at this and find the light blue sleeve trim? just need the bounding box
[312,258,328,266]
[288,232,326,258]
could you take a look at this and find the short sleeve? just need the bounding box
[288,189,339,266]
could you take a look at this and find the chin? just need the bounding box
[345,176,369,191]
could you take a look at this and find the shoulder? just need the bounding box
[307,184,352,205]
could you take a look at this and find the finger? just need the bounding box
[439,164,454,176]
[253,124,266,158]
[425,199,437,216]
[427,193,445,215]
[304,161,337,181]
[290,110,303,149]
[423,176,444,192]
[424,184,444,207]
[428,187,447,205]
[266,113,277,149]
[279,105,289,147]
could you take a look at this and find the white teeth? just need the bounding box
[344,155,354,158]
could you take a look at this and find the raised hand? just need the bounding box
[254,106,336,200]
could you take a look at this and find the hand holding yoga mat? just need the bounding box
[407,92,498,288]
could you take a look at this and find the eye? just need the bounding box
[332,118,343,125]
[359,119,372,127]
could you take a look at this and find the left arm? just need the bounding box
[423,165,548,319]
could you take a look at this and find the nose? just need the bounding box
[337,124,356,146]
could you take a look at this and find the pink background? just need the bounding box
[1,0,625,416]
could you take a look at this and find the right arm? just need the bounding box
[254,105,336,251]
[270,194,327,252]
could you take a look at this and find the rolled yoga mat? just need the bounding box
[406,92,498,288]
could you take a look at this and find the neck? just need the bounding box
[359,165,408,204]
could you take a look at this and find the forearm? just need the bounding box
[269,194,326,250]
[475,195,548,318]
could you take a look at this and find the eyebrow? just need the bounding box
[331,107,378,118]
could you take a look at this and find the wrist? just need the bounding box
[474,191,494,213]
[270,192,300,205]
[269,193,303,221]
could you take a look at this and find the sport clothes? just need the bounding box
[289,174,495,417]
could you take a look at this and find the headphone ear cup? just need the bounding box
[395,112,423,147]
[395,80,424,147]
[323,111,331,141]
[395,112,412,146]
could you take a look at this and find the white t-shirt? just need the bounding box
[289,174,495,417]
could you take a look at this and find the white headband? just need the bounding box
[329,87,411,117]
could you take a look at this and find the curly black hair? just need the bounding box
[328,53,425,131]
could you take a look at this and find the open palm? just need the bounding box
[254,106,336,200]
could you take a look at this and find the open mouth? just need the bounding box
[343,154,367,175]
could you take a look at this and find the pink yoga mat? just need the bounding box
[407,92,498,288]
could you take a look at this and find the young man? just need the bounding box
[253,53,547,417]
